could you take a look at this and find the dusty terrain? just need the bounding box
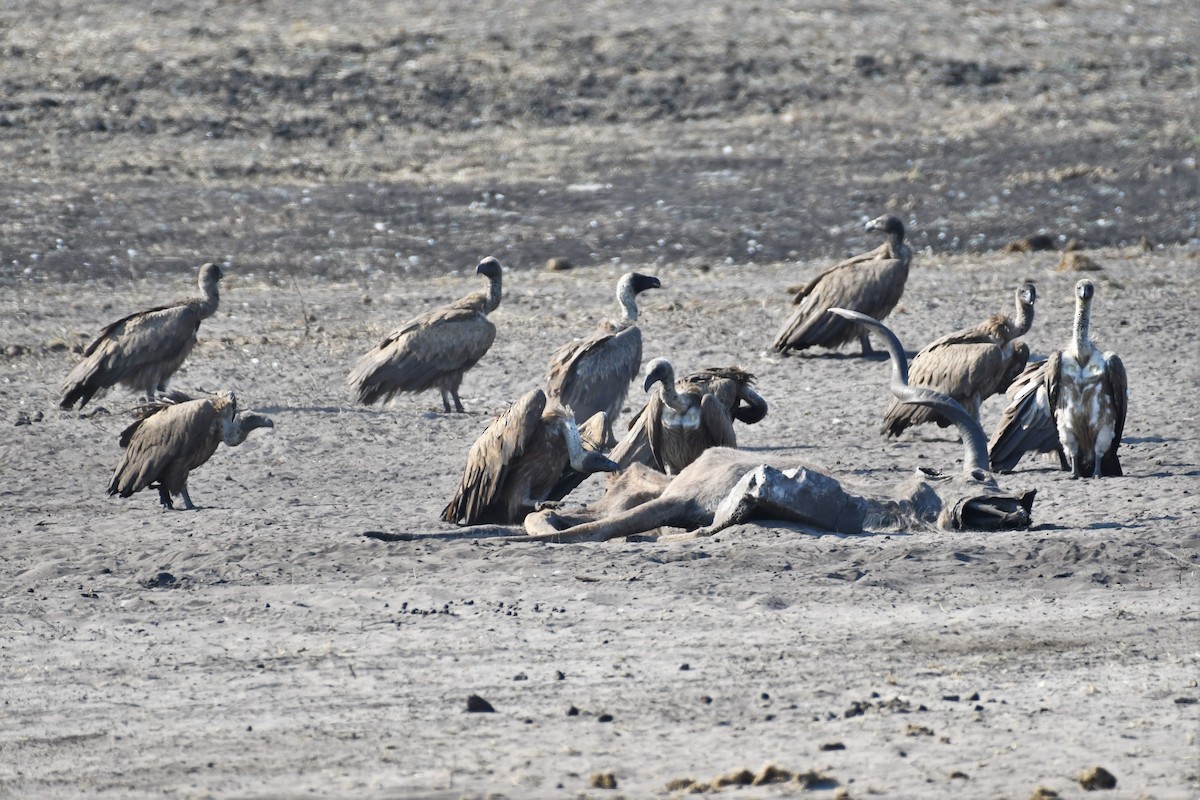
[1,1,1198,798]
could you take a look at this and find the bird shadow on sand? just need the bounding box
[363,526,524,543]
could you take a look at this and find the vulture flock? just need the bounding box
[56,214,1128,535]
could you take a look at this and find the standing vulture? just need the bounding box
[881,282,1037,437]
[60,262,224,410]
[108,391,274,509]
[773,214,911,356]
[349,257,503,413]
[988,279,1127,477]
[441,389,619,526]
[545,271,661,444]
[612,360,768,474]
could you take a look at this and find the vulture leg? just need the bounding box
[156,484,175,510]
[451,390,465,414]
[179,484,196,510]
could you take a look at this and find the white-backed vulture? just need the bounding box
[441,389,619,526]
[773,214,911,356]
[881,282,1037,436]
[611,359,768,474]
[988,279,1127,477]
[349,257,503,413]
[518,309,1034,543]
[108,391,274,510]
[60,262,224,410]
[545,271,661,444]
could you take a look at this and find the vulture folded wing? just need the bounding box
[351,305,495,402]
[547,326,642,422]
[61,304,202,407]
[441,390,545,525]
[775,255,904,349]
[914,340,1007,400]
[698,393,738,449]
[108,399,219,498]
[1100,353,1128,476]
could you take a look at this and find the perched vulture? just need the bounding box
[441,389,619,526]
[881,282,1037,437]
[60,262,224,410]
[988,279,1127,477]
[108,391,274,509]
[545,271,661,444]
[612,360,768,474]
[349,257,503,413]
[773,214,911,356]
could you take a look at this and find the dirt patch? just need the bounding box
[1,0,1197,284]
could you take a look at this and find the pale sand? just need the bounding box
[1,250,1197,797]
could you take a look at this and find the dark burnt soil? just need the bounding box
[1,0,1197,283]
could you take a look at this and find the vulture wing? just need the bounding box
[1100,353,1128,476]
[987,353,1064,472]
[108,398,220,498]
[441,390,545,525]
[546,325,642,425]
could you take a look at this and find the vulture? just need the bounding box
[108,391,274,509]
[988,279,1127,477]
[545,271,661,444]
[60,262,224,410]
[773,214,911,356]
[349,257,503,413]
[881,282,1037,437]
[441,389,619,526]
[612,359,769,474]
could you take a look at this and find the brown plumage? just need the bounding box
[108,391,274,509]
[546,272,661,444]
[989,280,1127,477]
[60,263,224,410]
[441,389,619,526]
[612,360,768,474]
[773,214,911,356]
[881,282,1037,437]
[520,311,1035,544]
[349,257,502,413]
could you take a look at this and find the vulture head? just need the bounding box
[1018,281,1037,308]
[643,357,676,393]
[562,418,619,476]
[199,262,225,286]
[476,256,503,279]
[617,272,662,303]
[864,214,905,240]
[1076,278,1095,302]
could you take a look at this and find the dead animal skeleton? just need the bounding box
[518,310,1035,543]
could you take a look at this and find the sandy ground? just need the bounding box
[1,0,1199,796]
[2,248,1198,798]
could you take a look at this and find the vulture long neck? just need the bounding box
[883,227,906,259]
[616,278,639,325]
[196,271,221,319]
[657,375,690,415]
[223,413,273,446]
[1008,291,1035,339]
[1067,292,1093,363]
[483,271,502,314]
